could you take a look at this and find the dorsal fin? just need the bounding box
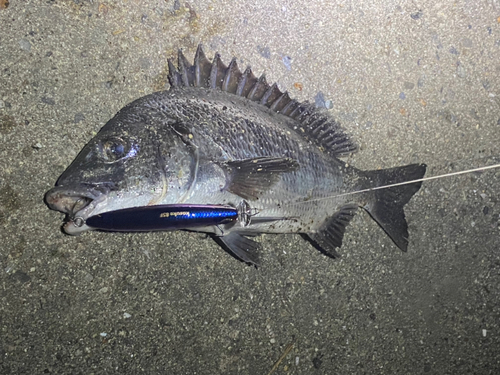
[167,45,358,157]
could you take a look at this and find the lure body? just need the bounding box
[84,204,240,232]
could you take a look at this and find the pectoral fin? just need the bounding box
[224,157,299,200]
[304,204,358,258]
[212,232,260,266]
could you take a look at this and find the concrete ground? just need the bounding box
[1,0,499,374]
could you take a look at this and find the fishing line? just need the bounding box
[274,162,500,209]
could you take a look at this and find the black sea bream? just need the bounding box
[45,45,426,265]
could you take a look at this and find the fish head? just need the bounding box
[45,110,195,235]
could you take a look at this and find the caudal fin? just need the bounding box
[363,163,426,251]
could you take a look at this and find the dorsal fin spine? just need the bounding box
[247,75,269,101]
[289,103,304,118]
[210,54,227,89]
[308,117,327,134]
[167,59,181,88]
[167,45,358,157]
[235,70,247,96]
[194,44,211,87]
[260,83,282,107]
[280,99,298,116]
[222,58,241,94]
[270,91,290,112]
[177,50,193,86]
[237,67,257,97]
[209,53,220,89]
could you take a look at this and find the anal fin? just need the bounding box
[212,232,260,266]
[304,204,358,258]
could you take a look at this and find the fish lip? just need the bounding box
[45,182,116,234]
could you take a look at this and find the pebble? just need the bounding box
[257,45,271,59]
[281,55,292,70]
[314,91,326,108]
[410,10,423,20]
[19,39,31,52]
[74,113,85,123]
[457,63,466,78]
[403,82,415,90]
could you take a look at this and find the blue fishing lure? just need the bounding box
[84,202,253,232]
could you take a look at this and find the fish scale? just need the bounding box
[45,45,426,265]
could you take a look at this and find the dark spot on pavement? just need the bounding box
[257,45,271,59]
[0,114,17,134]
[9,270,31,284]
[41,96,55,105]
[312,353,324,369]
[0,184,21,225]
[74,112,85,123]
[410,10,423,20]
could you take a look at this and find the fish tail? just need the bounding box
[362,163,426,251]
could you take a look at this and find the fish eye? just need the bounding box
[99,137,132,163]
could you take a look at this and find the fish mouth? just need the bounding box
[44,183,115,235]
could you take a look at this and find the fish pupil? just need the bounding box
[110,143,124,156]
[101,138,128,161]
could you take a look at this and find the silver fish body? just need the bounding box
[45,46,426,264]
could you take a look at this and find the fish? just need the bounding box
[45,45,426,265]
